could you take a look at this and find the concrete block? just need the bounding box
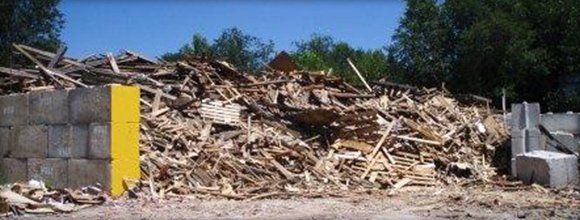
[48,125,71,158]
[0,127,11,157]
[29,89,69,124]
[48,125,87,158]
[546,132,578,153]
[69,86,111,123]
[516,151,578,188]
[68,159,110,189]
[88,123,110,159]
[541,113,580,134]
[0,158,27,183]
[511,103,525,130]
[525,128,541,152]
[110,85,140,123]
[511,158,517,176]
[524,103,541,128]
[0,93,28,126]
[27,158,67,188]
[11,125,48,158]
[71,125,89,158]
[511,103,540,130]
[511,129,525,157]
[574,135,580,153]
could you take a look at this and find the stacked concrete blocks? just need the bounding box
[510,102,579,188]
[510,102,541,175]
[0,85,140,196]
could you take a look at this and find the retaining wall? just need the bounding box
[0,85,140,196]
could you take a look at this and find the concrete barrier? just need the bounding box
[516,151,578,188]
[0,85,140,196]
[541,113,580,134]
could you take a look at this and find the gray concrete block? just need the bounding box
[29,89,69,124]
[525,128,541,152]
[511,129,525,157]
[71,125,89,158]
[48,125,71,158]
[511,102,540,130]
[0,93,28,126]
[510,158,518,177]
[0,127,11,157]
[0,158,27,184]
[10,125,48,158]
[524,103,541,128]
[48,125,87,158]
[546,132,578,153]
[516,151,578,188]
[511,104,524,130]
[574,135,580,153]
[27,158,67,189]
[541,113,580,134]
[69,86,111,123]
[88,123,110,159]
[68,159,110,189]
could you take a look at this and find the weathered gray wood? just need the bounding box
[48,46,67,68]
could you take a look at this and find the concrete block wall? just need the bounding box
[0,85,140,196]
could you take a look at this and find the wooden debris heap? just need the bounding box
[0,45,509,199]
[0,181,105,216]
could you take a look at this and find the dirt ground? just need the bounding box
[18,185,579,219]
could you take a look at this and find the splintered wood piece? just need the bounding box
[48,46,67,68]
[396,135,442,146]
[106,52,121,74]
[392,178,412,190]
[346,58,372,93]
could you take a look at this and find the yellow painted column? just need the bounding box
[109,85,141,196]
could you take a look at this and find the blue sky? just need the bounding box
[59,1,405,58]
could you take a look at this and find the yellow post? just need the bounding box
[109,85,141,196]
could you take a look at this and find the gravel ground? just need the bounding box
[16,185,579,219]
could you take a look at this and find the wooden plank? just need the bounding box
[106,52,121,74]
[0,67,40,79]
[48,46,67,68]
[13,44,87,87]
[346,58,373,93]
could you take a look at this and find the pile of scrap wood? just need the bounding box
[0,44,509,199]
[0,181,105,216]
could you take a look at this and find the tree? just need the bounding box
[294,34,334,55]
[212,28,275,71]
[161,34,212,62]
[162,28,275,72]
[391,0,580,111]
[292,34,392,84]
[390,0,452,87]
[0,0,64,66]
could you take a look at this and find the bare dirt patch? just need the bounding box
[22,185,578,219]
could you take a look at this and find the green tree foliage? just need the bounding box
[391,0,580,111]
[292,34,391,84]
[212,28,275,71]
[0,0,64,66]
[161,28,275,72]
[161,34,212,62]
[389,0,452,87]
